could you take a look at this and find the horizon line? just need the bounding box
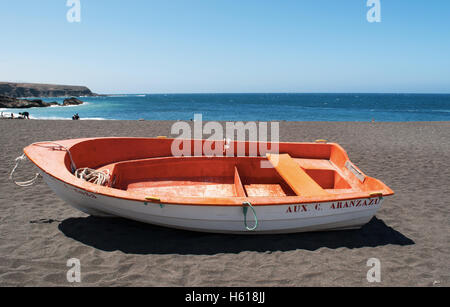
[98,92,450,95]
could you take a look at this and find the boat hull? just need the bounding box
[42,171,383,234]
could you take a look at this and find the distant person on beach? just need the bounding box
[19,112,30,119]
[72,113,80,120]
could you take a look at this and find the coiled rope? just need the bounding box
[75,168,111,186]
[243,201,258,231]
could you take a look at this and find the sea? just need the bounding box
[2,93,450,121]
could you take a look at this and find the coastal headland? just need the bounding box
[0,82,94,109]
[0,82,96,98]
[0,96,84,109]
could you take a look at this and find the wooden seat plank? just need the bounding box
[267,154,329,197]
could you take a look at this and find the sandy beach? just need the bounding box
[0,120,448,287]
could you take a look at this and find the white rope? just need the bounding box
[10,141,77,188]
[11,141,110,188]
[14,173,41,187]
[75,168,111,186]
[10,154,41,187]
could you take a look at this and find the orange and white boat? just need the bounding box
[17,138,394,234]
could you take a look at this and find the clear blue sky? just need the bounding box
[1,0,449,94]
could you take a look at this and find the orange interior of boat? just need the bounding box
[25,138,394,206]
[96,155,355,198]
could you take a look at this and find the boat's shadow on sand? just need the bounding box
[58,217,414,255]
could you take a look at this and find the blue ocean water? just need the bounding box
[2,93,450,121]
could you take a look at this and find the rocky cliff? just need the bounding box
[0,96,84,109]
[0,82,96,98]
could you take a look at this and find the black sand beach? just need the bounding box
[0,120,449,286]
